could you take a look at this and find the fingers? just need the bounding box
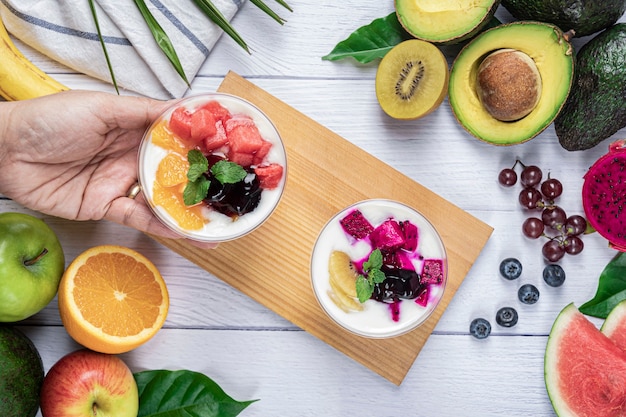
[105,196,218,249]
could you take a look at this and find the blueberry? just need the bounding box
[518,284,540,304]
[496,307,518,327]
[499,258,522,280]
[543,264,566,287]
[470,318,491,339]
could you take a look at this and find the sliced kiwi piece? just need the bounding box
[328,250,359,298]
[375,39,449,120]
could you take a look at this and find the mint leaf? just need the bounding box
[356,249,385,303]
[356,275,373,303]
[212,160,247,184]
[183,177,210,206]
[187,149,208,182]
[134,369,258,417]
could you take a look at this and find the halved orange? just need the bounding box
[58,245,169,354]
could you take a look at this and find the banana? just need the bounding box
[0,17,68,101]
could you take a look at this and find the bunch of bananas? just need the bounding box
[0,17,68,101]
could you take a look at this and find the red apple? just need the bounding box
[40,349,138,417]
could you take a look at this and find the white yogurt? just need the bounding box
[310,199,447,338]
[138,93,287,242]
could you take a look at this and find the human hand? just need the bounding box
[0,90,215,248]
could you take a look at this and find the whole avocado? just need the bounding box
[555,24,626,151]
[0,326,44,417]
[502,0,626,37]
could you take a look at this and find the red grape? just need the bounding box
[519,187,543,209]
[564,236,584,255]
[498,168,518,186]
[542,240,565,262]
[565,215,587,236]
[540,178,563,200]
[522,217,544,239]
[520,165,542,187]
[542,206,567,230]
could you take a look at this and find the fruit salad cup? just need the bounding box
[138,93,287,243]
[311,199,447,338]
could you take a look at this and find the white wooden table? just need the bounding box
[3,2,626,416]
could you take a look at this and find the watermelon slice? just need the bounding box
[601,299,626,350]
[545,303,626,417]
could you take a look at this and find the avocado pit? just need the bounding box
[476,49,542,121]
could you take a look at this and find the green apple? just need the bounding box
[0,212,65,322]
[40,349,139,417]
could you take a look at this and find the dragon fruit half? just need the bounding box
[582,140,626,251]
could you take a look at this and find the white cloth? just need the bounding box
[0,0,243,99]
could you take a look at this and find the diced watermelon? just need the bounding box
[339,210,374,240]
[168,107,193,141]
[204,120,229,150]
[252,140,273,165]
[421,259,444,285]
[228,151,255,167]
[255,163,283,189]
[226,120,265,154]
[190,108,217,142]
[370,219,405,251]
[400,221,419,252]
[200,100,232,123]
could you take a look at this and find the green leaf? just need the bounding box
[356,275,373,303]
[183,177,210,206]
[321,12,412,63]
[580,252,626,318]
[88,0,120,94]
[133,0,190,86]
[356,249,385,303]
[211,160,247,184]
[249,0,287,25]
[134,369,258,417]
[187,150,209,182]
[192,0,250,53]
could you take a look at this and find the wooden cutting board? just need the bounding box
[151,71,493,385]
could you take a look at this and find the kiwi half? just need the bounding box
[375,39,449,120]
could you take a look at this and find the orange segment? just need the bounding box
[58,245,169,354]
[156,152,189,188]
[151,120,190,154]
[153,181,207,231]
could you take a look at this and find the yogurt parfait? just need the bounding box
[311,200,447,338]
[138,93,287,242]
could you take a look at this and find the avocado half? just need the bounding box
[395,0,501,44]
[448,21,575,145]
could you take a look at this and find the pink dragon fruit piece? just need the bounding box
[582,139,626,251]
[421,259,444,285]
[339,209,374,240]
[370,219,406,251]
[399,220,419,251]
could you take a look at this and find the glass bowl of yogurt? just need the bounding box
[310,199,447,338]
[138,93,287,243]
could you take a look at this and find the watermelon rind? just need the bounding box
[544,303,580,417]
[600,299,626,337]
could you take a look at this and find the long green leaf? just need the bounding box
[192,0,250,53]
[88,0,120,94]
[134,369,258,417]
[133,0,190,86]
[322,12,413,63]
[272,0,293,12]
[249,0,287,25]
[580,252,626,318]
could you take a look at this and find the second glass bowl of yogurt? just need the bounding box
[311,199,447,338]
[138,93,287,243]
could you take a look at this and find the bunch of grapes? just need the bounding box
[499,161,587,262]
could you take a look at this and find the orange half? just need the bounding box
[58,245,169,354]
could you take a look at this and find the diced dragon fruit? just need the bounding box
[382,249,414,271]
[415,286,430,307]
[421,259,444,285]
[339,209,374,240]
[399,220,419,251]
[370,219,406,251]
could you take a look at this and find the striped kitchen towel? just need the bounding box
[0,0,243,99]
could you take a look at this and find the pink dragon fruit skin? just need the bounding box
[582,139,626,251]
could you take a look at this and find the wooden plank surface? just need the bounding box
[151,71,493,385]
